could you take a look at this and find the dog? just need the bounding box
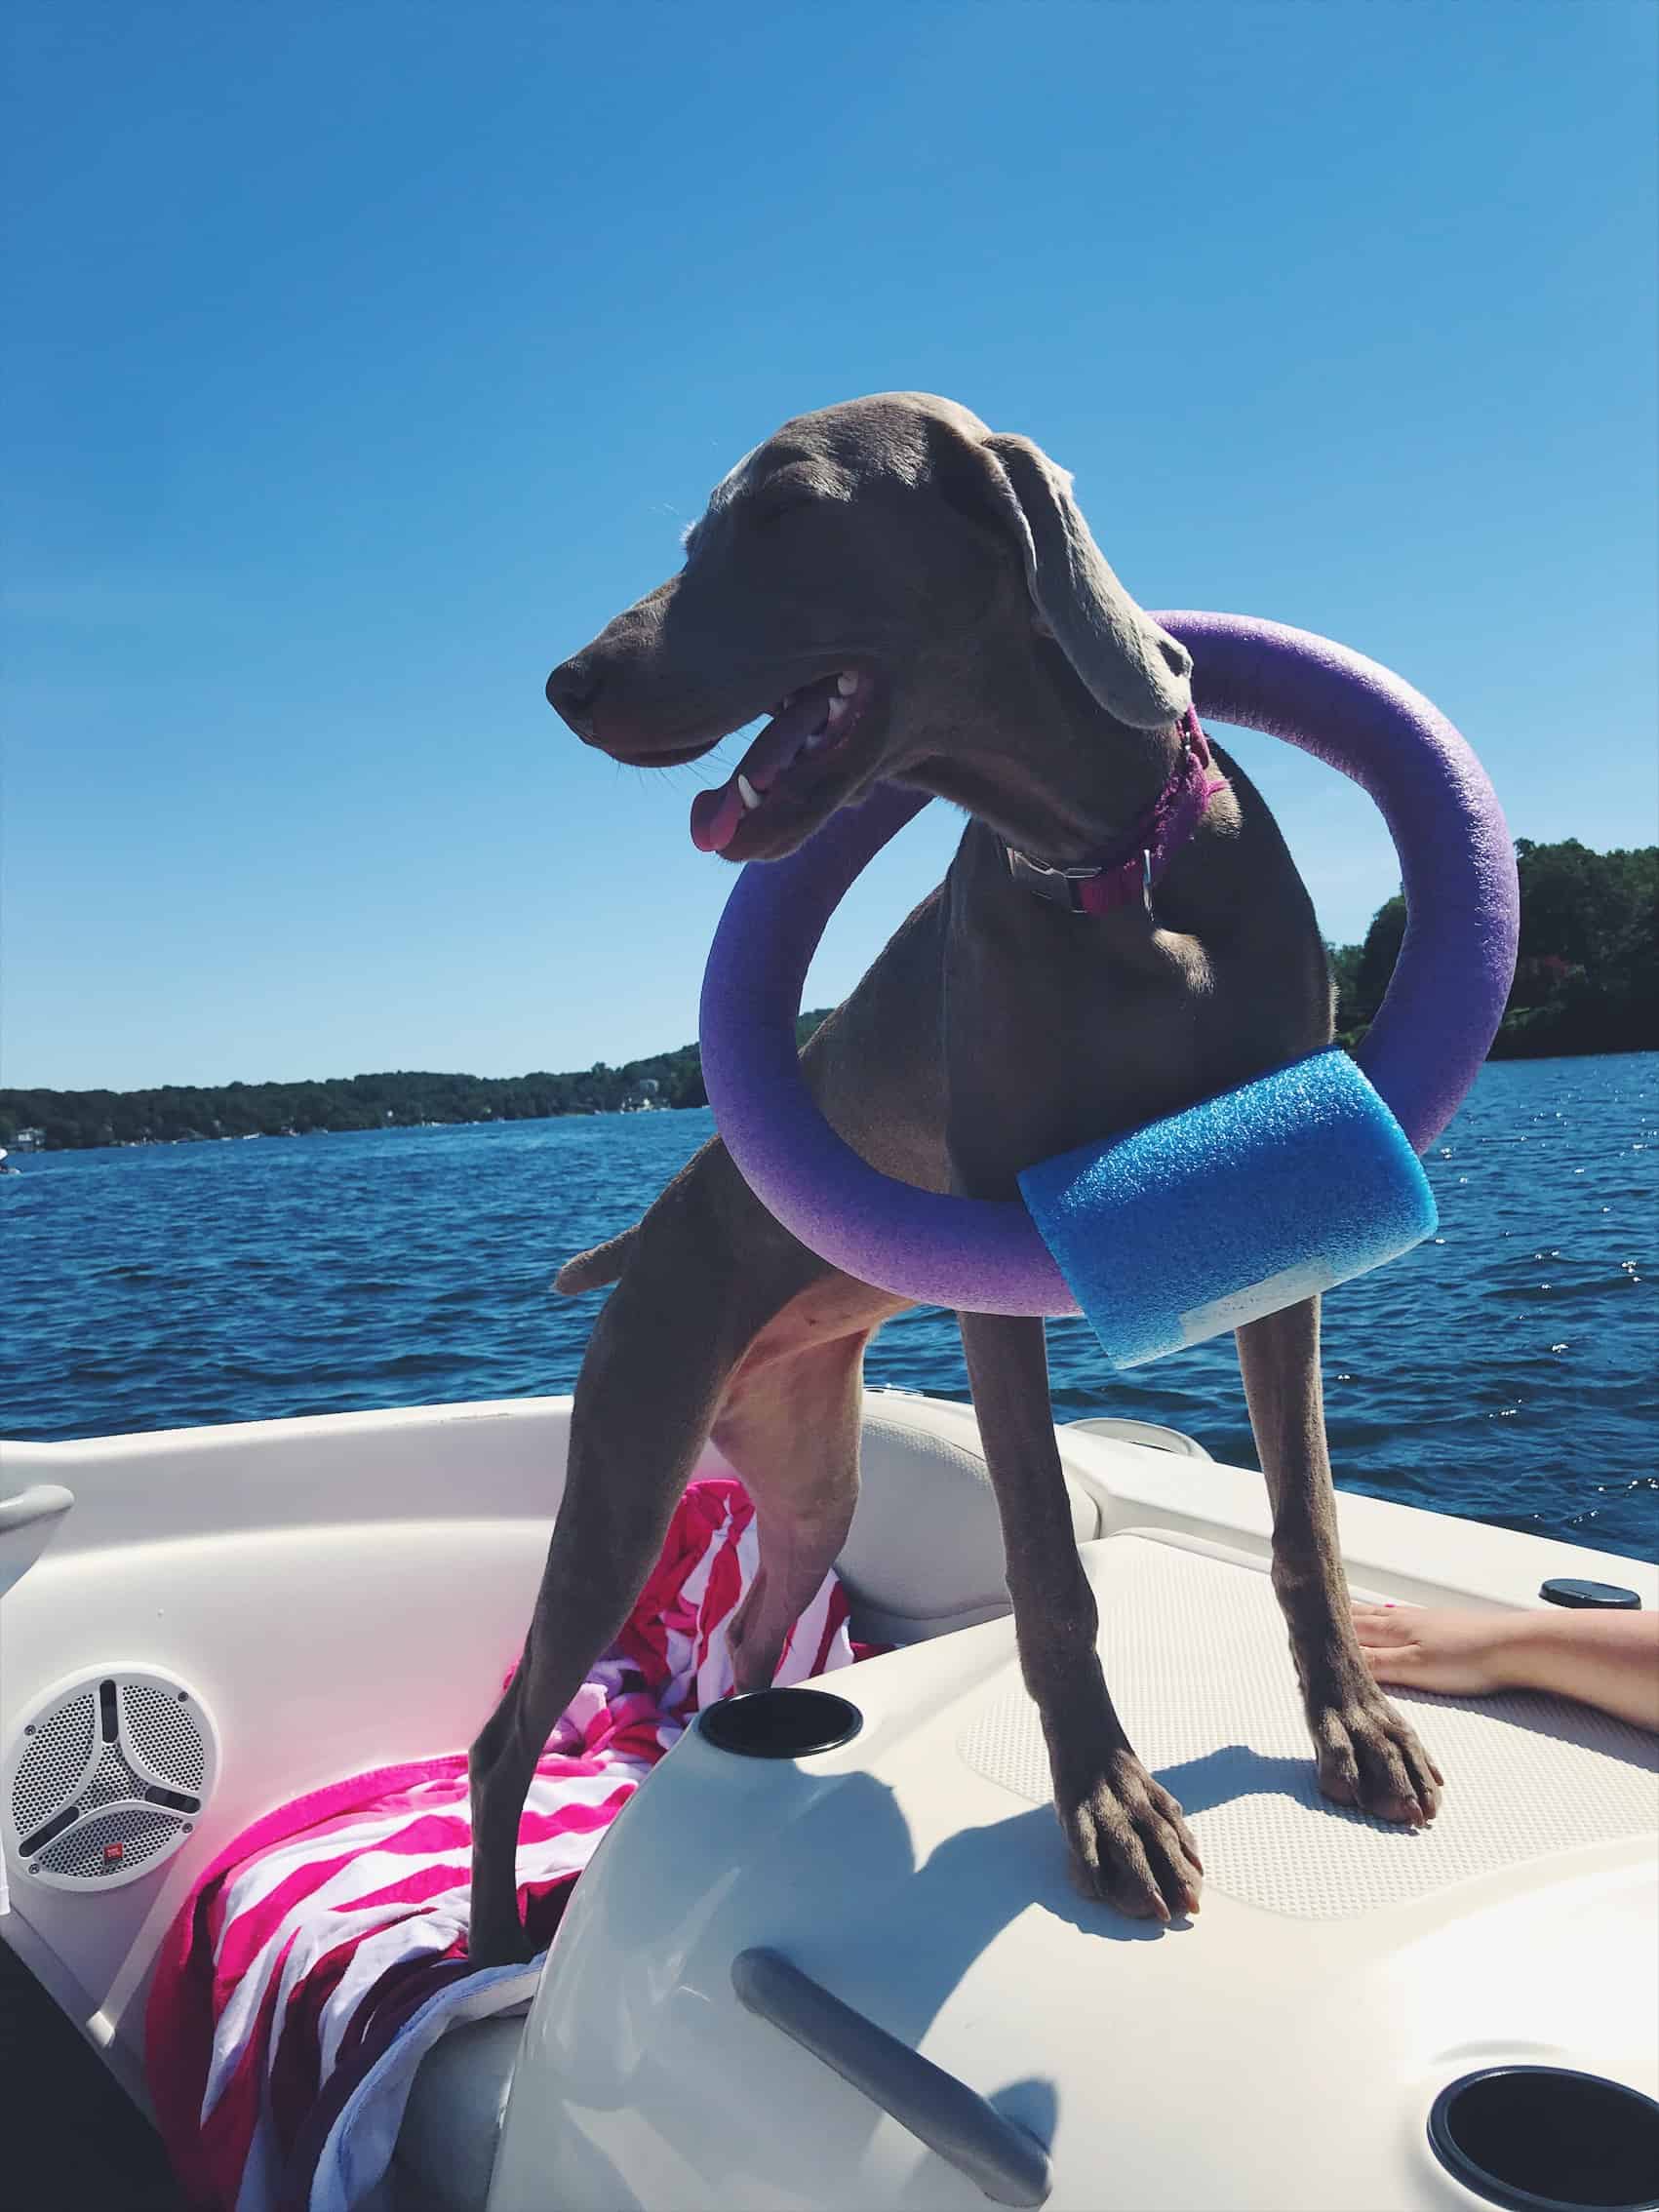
[467,392,1441,1965]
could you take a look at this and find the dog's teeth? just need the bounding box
[836,671,857,696]
[824,692,849,730]
[737,773,762,811]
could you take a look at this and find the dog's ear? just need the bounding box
[936,428,1193,732]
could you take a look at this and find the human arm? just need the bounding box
[1351,1601,1659,1733]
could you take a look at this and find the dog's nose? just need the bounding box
[546,656,601,735]
[1156,633,1193,683]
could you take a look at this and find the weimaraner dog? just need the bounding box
[467,392,1441,1965]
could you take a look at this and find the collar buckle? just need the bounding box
[1005,847,1100,910]
[1006,845,1145,915]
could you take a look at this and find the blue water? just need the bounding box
[3,1054,1654,1561]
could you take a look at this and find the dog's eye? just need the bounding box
[749,495,813,533]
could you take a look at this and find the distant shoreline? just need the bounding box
[5,1107,697,1153]
[0,1014,833,1154]
[7,1040,1654,1158]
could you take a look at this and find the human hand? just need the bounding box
[1350,1602,1523,1697]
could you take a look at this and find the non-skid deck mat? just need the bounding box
[958,1533,1659,1918]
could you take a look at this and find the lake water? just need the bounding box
[3,1053,1654,1562]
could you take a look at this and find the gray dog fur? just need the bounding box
[466,393,1441,1966]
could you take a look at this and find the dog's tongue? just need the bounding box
[689,779,748,857]
[690,679,839,852]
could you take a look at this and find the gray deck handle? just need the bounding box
[0,1484,74,1537]
[731,1946,1052,2207]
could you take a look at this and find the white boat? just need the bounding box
[2,1390,1655,2211]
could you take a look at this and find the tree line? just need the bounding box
[0,1013,831,1151]
[5,837,1652,1152]
[1329,839,1655,1056]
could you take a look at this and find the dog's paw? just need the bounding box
[1057,1747,1204,1922]
[1309,1686,1443,1826]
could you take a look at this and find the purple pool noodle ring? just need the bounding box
[698,613,1519,1316]
[1165,613,1520,1154]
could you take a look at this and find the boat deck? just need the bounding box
[0,1939,181,2210]
[6,1396,1654,2210]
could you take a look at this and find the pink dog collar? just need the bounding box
[1004,708,1228,915]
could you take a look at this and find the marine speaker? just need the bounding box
[3,1667,219,1893]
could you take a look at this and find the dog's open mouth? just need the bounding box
[690,670,873,855]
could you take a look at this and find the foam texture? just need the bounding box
[958,1534,1659,1919]
[1019,1047,1437,1367]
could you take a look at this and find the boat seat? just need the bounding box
[824,1393,1100,1644]
[390,2014,526,2212]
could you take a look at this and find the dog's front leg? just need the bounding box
[960,1310,1204,1920]
[1236,1296,1442,1825]
[468,1219,762,1965]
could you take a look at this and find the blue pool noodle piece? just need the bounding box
[1018,1047,1437,1369]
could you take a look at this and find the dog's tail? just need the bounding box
[553,1225,640,1295]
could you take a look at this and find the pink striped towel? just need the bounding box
[145,1477,859,2212]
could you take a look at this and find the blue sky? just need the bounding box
[5,0,1654,1092]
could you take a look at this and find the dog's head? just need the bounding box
[546,393,1192,862]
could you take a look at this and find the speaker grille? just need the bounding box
[11,1690,97,1836]
[81,1743,138,1811]
[4,1667,217,1893]
[35,1805,183,1882]
[122,1682,206,1791]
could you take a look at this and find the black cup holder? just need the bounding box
[1428,2068,1659,2211]
[696,1687,862,1759]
